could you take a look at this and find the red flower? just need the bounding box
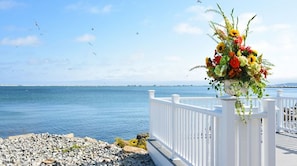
[214,55,222,65]
[245,46,252,54]
[234,36,242,45]
[229,57,240,68]
[260,68,268,78]
[240,45,245,51]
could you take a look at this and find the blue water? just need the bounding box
[0,86,296,143]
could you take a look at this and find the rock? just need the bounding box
[123,145,148,154]
[42,158,56,164]
[40,158,62,166]
[63,133,74,138]
[84,136,97,143]
[8,133,34,140]
[0,133,155,165]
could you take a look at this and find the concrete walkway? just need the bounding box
[276,133,297,166]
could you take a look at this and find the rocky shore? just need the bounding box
[0,133,155,166]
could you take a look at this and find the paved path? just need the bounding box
[276,133,297,166]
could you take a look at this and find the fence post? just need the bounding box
[219,97,236,166]
[148,90,155,139]
[276,89,283,133]
[262,99,276,166]
[171,94,180,160]
[149,90,155,99]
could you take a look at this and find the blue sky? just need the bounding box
[1,0,297,85]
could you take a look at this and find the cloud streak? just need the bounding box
[0,0,24,10]
[185,5,213,21]
[75,34,96,42]
[174,23,202,35]
[66,2,112,14]
[0,35,40,46]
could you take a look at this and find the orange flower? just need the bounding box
[206,57,212,67]
[228,68,242,78]
[229,51,235,57]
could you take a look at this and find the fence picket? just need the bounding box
[148,90,277,166]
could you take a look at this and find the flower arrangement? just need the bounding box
[191,4,273,122]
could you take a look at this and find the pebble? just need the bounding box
[0,133,155,166]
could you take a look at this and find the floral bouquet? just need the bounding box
[191,4,273,122]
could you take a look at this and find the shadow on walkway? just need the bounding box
[276,133,297,166]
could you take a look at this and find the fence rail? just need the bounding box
[148,90,276,166]
[275,90,297,133]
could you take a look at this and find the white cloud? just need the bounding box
[254,23,296,50]
[0,35,40,46]
[66,2,112,14]
[0,0,23,10]
[240,13,260,24]
[185,5,213,21]
[102,5,112,13]
[271,24,292,31]
[75,34,96,42]
[252,25,267,33]
[174,23,202,35]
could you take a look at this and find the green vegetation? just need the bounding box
[61,144,83,153]
[115,133,149,150]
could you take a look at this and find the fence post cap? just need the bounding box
[148,90,155,98]
[172,94,180,103]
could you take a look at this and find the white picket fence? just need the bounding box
[275,89,297,133]
[148,90,276,166]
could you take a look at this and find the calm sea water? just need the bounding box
[0,86,296,143]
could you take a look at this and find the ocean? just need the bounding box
[0,86,296,143]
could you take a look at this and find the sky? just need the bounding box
[1,0,297,86]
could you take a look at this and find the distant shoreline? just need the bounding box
[0,85,297,88]
[267,86,297,88]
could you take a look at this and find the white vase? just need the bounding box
[224,80,248,96]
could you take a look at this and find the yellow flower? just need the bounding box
[205,57,209,64]
[129,138,138,146]
[237,50,242,56]
[205,57,212,67]
[216,42,225,53]
[248,54,257,65]
[229,29,240,37]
